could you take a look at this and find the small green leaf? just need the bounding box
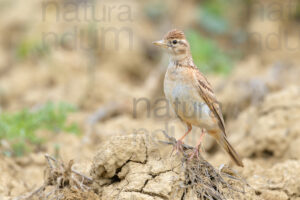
[186,29,232,75]
[196,0,230,35]
[0,102,80,156]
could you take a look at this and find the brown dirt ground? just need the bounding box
[1,0,300,199]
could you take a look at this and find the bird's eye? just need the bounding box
[172,40,177,44]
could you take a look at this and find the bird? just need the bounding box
[152,29,244,167]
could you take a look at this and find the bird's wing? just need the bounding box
[192,68,227,136]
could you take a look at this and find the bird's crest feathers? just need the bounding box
[164,29,185,40]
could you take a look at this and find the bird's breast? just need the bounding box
[163,65,216,129]
[164,65,199,102]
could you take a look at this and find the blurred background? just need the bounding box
[1,0,300,198]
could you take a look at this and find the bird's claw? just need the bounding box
[188,146,200,160]
[171,140,184,155]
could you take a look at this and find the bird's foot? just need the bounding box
[171,140,184,155]
[188,146,200,160]
[188,130,205,160]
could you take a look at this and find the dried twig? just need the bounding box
[18,154,93,200]
[18,184,46,200]
[72,169,93,183]
[160,130,247,200]
[159,130,194,151]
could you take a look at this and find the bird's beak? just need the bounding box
[152,40,168,48]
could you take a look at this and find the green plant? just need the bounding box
[293,2,300,21]
[197,0,229,35]
[16,36,50,60]
[0,102,80,156]
[186,29,233,75]
[144,1,166,22]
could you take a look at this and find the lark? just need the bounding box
[153,29,244,167]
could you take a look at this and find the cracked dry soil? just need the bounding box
[90,135,183,200]
[89,134,249,200]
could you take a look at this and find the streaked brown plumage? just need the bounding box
[153,29,244,167]
[164,29,185,40]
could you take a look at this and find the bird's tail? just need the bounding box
[216,134,244,167]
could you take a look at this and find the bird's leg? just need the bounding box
[172,123,192,154]
[189,129,205,160]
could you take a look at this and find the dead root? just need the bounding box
[160,131,247,200]
[19,154,96,200]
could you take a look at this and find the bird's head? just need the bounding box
[153,29,191,61]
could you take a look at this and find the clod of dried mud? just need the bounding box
[230,85,300,163]
[242,159,300,200]
[55,188,99,200]
[90,134,183,199]
[89,134,249,200]
[218,57,300,119]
